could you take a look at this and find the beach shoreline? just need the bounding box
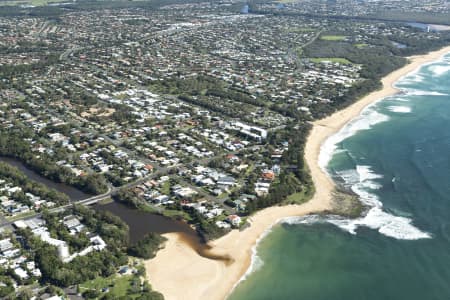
[144,45,450,300]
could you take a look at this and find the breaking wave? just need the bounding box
[241,252,264,280]
[229,225,272,294]
[428,65,450,76]
[329,165,430,240]
[283,215,324,225]
[318,105,389,170]
[406,90,448,96]
[400,73,425,83]
[387,106,412,113]
[317,92,431,240]
[283,165,431,240]
[232,51,446,294]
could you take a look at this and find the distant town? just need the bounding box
[0,0,449,299]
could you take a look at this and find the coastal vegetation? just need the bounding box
[113,189,228,241]
[113,189,156,212]
[187,207,229,241]
[0,161,70,206]
[1,1,450,297]
[127,233,167,259]
[0,129,108,195]
[80,273,164,300]
[8,205,166,298]
[21,207,129,287]
[0,0,449,226]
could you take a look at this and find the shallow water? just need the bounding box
[94,201,194,243]
[229,54,450,300]
[94,201,232,262]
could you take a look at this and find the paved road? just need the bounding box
[0,47,242,227]
[0,170,161,228]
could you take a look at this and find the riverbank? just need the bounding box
[144,45,450,300]
[0,156,91,201]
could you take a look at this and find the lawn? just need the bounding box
[160,181,171,195]
[162,209,191,221]
[284,187,314,205]
[310,57,353,64]
[354,43,368,49]
[320,35,347,41]
[6,211,37,222]
[217,192,229,200]
[80,274,140,298]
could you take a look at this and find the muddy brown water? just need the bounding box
[95,201,232,263]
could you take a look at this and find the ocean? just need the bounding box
[228,53,450,300]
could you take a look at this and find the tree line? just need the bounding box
[0,129,108,195]
[0,161,70,206]
[13,205,166,299]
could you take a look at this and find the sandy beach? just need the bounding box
[144,45,450,300]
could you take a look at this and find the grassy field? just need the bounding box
[284,189,313,205]
[283,184,315,204]
[6,211,37,222]
[320,35,347,41]
[162,209,191,220]
[354,43,369,49]
[311,57,353,64]
[80,274,140,298]
[160,181,171,195]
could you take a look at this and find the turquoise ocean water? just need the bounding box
[229,53,450,300]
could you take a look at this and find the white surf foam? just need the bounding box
[392,97,410,102]
[400,73,425,83]
[282,166,430,240]
[356,165,383,182]
[387,106,412,113]
[332,165,430,240]
[319,106,389,170]
[243,251,264,279]
[229,224,272,293]
[234,164,430,296]
[229,250,264,294]
[336,169,360,186]
[428,65,450,76]
[396,51,450,89]
[407,90,448,96]
[328,207,431,240]
[283,215,324,225]
[315,51,448,240]
[361,180,382,190]
[231,52,447,292]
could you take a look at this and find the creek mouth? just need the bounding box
[94,201,232,263]
[0,156,231,262]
